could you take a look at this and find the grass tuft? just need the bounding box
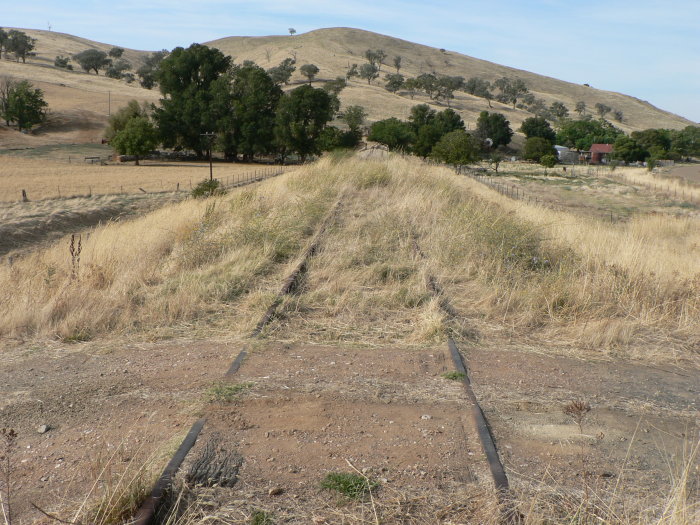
[320,472,379,500]
[205,382,253,403]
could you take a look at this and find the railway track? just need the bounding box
[129,191,520,524]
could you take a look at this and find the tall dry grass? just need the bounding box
[267,154,699,359]
[0,159,340,341]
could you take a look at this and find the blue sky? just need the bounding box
[4,1,699,122]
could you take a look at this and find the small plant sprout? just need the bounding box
[320,471,378,500]
[563,399,591,434]
[442,371,466,381]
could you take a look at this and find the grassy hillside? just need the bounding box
[0,26,694,149]
[208,27,695,133]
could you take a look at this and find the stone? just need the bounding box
[37,424,50,434]
[268,486,283,496]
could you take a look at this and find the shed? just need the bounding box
[590,143,613,164]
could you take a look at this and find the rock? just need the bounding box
[37,424,50,434]
[421,414,432,420]
[268,486,283,496]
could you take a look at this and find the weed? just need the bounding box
[69,233,82,280]
[61,329,92,343]
[206,382,253,403]
[563,399,591,434]
[250,509,274,524]
[442,371,466,381]
[1,428,18,525]
[320,472,379,500]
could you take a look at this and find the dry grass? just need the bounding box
[0,159,338,341]
[0,154,279,201]
[607,166,700,202]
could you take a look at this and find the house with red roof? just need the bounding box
[590,143,613,164]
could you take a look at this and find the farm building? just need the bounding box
[554,145,579,164]
[590,143,614,164]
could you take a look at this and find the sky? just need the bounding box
[4,0,699,122]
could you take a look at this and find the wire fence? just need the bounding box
[8,166,288,203]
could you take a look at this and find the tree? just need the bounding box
[523,137,557,162]
[556,118,623,151]
[415,73,438,99]
[3,80,48,131]
[612,109,624,122]
[631,128,670,158]
[7,30,36,63]
[105,59,132,79]
[430,130,479,165]
[367,118,415,151]
[611,136,647,162]
[0,77,17,126]
[322,77,347,96]
[669,126,700,157]
[109,47,124,59]
[393,55,402,73]
[289,28,297,36]
[384,73,405,93]
[540,154,557,169]
[54,55,73,70]
[494,77,528,107]
[74,49,111,74]
[575,101,586,116]
[300,63,319,84]
[153,44,232,157]
[267,57,296,85]
[595,102,612,118]
[105,99,150,141]
[403,78,419,99]
[550,101,569,120]
[408,103,436,131]
[136,50,169,89]
[227,62,283,160]
[111,116,158,165]
[364,49,387,71]
[464,77,491,98]
[519,116,555,142]
[359,63,379,85]
[340,105,367,134]
[274,84,335,162]
[346,63,359,82]
[0,28,7,58]
[475,111,513,148]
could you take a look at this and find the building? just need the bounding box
[589,143,613,164]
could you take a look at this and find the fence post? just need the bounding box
[22,189,28,202]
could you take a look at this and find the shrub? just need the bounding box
[191,178,227,198]
[320,472,378,499]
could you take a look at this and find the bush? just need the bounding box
[191,178,227,198]
[523,137,557,162]
[430,130,480,165]
[540,154,557,169]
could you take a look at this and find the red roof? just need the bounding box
[590,143,613,153]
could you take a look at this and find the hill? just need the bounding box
[0,27,694,149]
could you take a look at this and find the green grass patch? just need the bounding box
[250,510,274,525]
[320,472,379,500]
[442,371,466,381]
[206,381,253,403]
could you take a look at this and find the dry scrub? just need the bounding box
[0,159,339,341]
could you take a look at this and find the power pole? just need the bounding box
[200,132,215,181]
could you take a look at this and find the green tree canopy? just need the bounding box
[408,104,436,132]
[575,101,586,116]
[669,126,700,157]
[368,118,415,151]
[300,63,320,84]
[2,80,47,131]
[153,44,231,157]
[611,136,648,162]
[111,116,158,165]
[322,77,347,96]
[7,30,36,63]
[520,116,556,142]
[267,57,296,85]
[595,102,611,118]
[475,111,513,148]
[136,50,169,89]
[494,77,528,107]
[556,118,623,151]
[523,137,557,162]
[550,101,569,120]
[341,105,367,134]
[430,130,480,165]
[109,47,124,58]
[74,49,111,74]
[630,128,671,158]
[274,84,335,162]
[464,77,491,98]
[384,73,405,93]
[359,63,379,85]
[227,62,283,160]
[105,59,132,79]
[105,99,150,141]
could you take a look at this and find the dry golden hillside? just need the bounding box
[207,27,695,133]
[0,26,694,149]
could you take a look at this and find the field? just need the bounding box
[0,153,698,524]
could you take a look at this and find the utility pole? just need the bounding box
[200,132,215,181]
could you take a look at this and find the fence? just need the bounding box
[10,166,288,203]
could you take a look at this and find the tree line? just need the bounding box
[107,44,361,165]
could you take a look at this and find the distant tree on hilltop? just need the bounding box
[109,47,124,59]
[7,30,36,63]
